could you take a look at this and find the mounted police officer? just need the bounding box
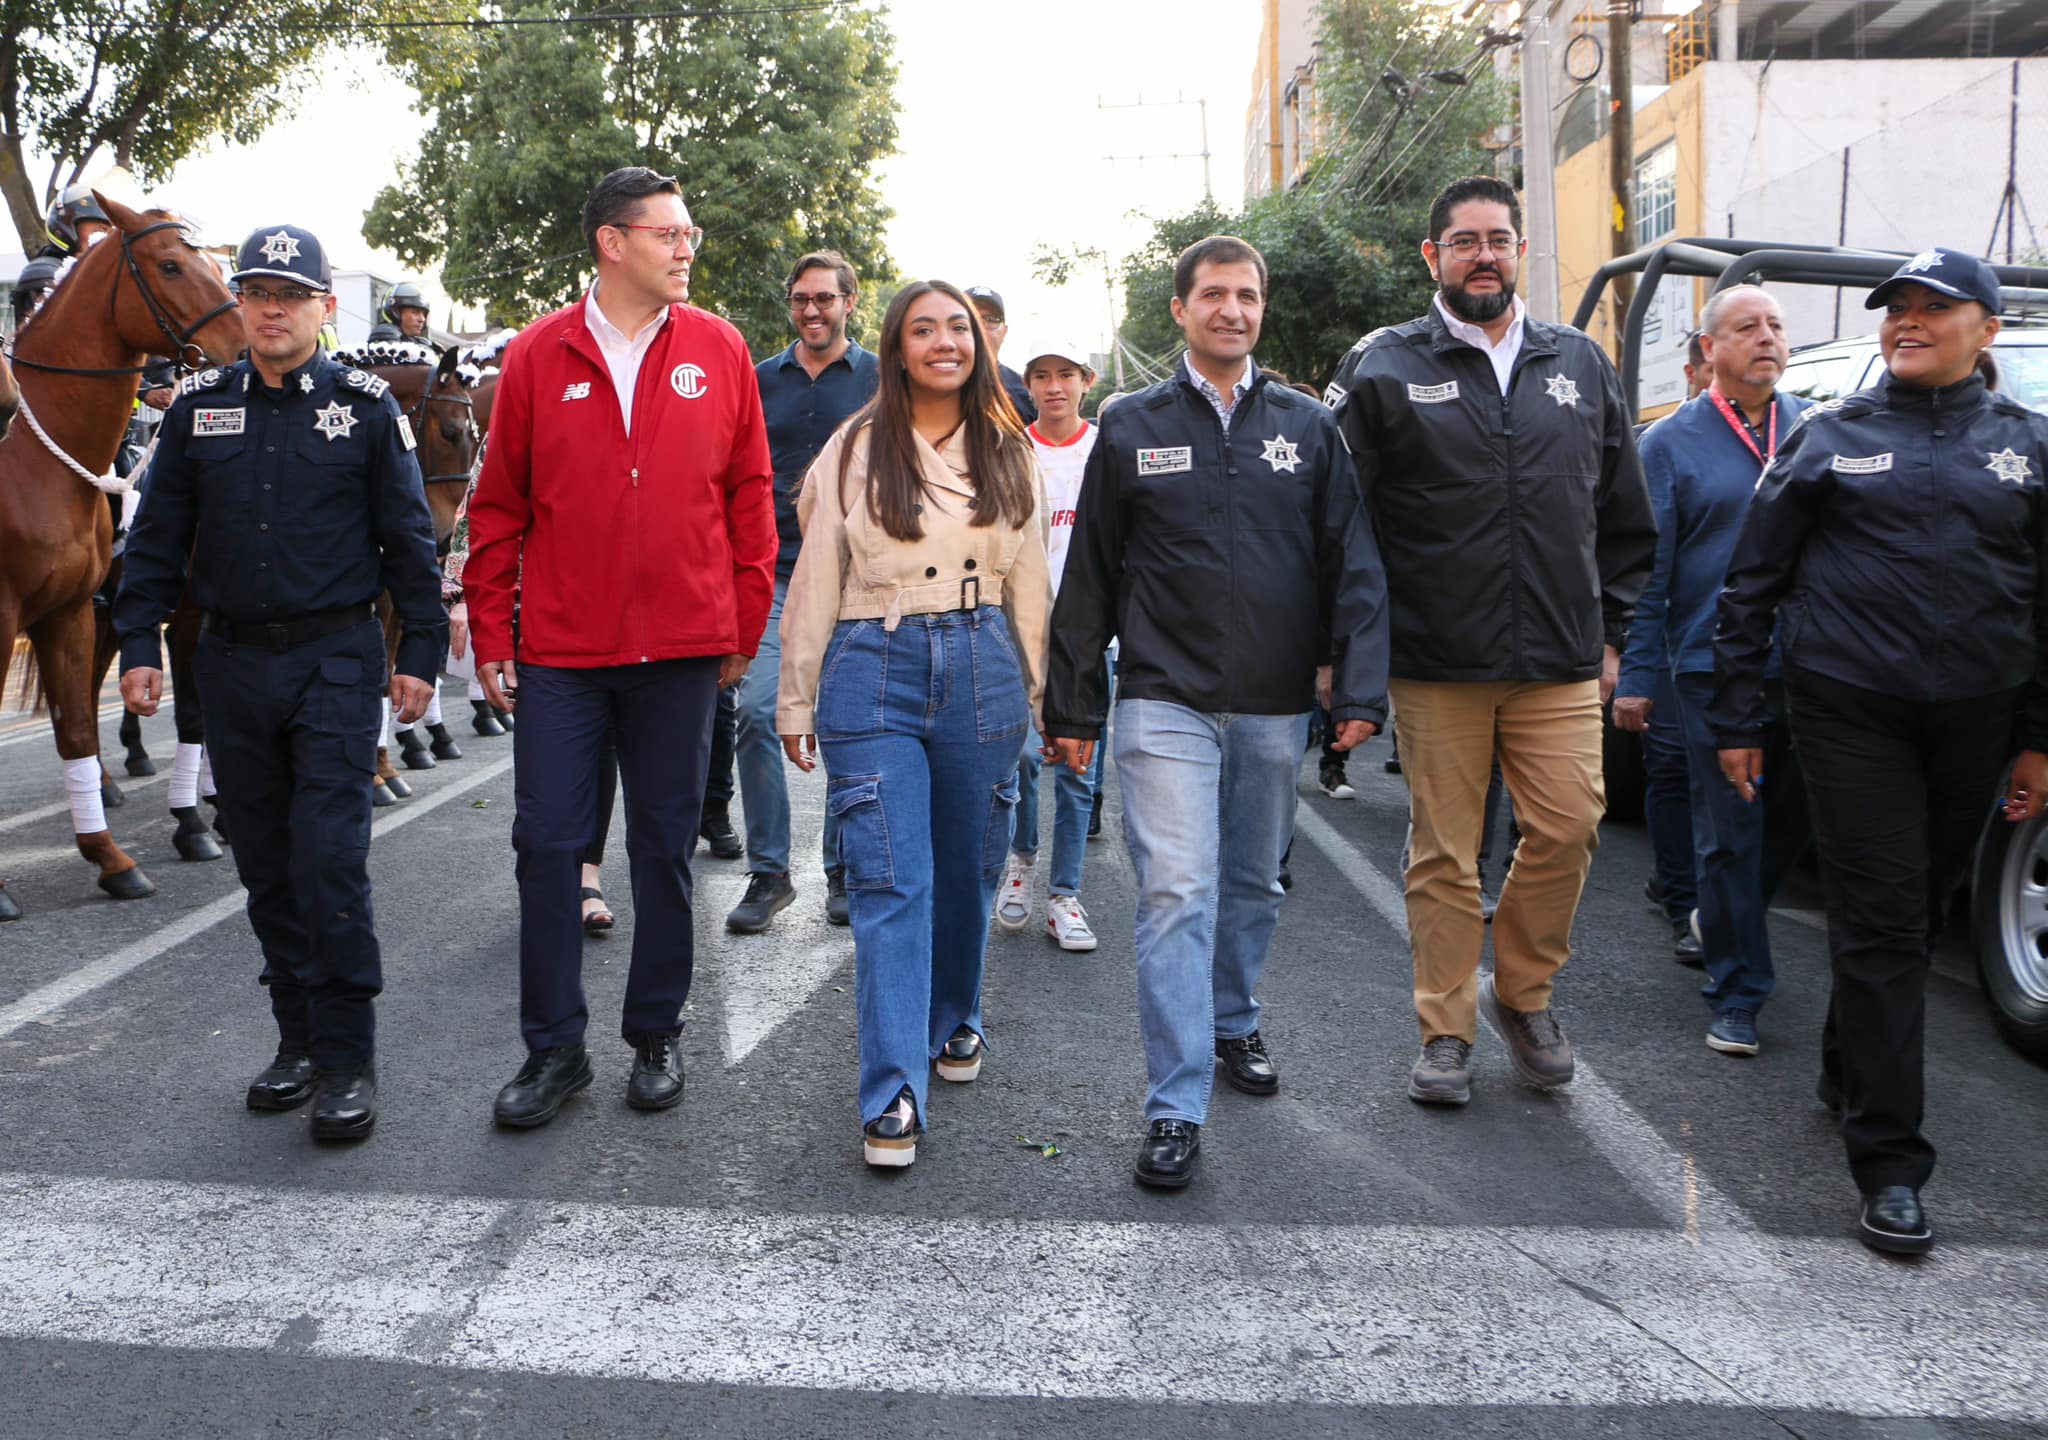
[12,254,62,322]
[114,224,447,1144]
[366,279,434,347]
[39,182,113,259]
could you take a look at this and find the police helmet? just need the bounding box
[45,184,112,256]
[382,280,429,324]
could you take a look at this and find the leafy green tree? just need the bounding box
[0,0,415,253]
[1093,0,1514,390]
[368,0,901,354]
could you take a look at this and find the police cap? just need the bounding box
[232,224,333,293]
[1866,246,2004,316]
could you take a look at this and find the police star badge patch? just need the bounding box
[312,400,358,442]
[1986,447,2033,486]
[259,229,302,266]
[1260,433,1302,474]
[1544,373,1581,408]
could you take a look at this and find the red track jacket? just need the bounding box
[465,295,776,668]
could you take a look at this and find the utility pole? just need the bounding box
[1098,93,1214,203]
[1607,0,1636,332]
[1519,1,1562,321]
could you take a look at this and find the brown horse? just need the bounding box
[0,195,243,918]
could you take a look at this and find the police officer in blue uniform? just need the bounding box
[115,224,446,1143]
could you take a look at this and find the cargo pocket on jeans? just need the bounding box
[319,654,377,776]
[827,774,893,890]
[981,771,1021,879]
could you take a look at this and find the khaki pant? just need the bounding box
[1390,678,1605,1042]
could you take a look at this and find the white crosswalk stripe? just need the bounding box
[1,1169,2041,1417]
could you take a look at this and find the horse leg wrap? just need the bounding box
[423,689,443,727]
[168,741,203,810]
[65,756,107,837]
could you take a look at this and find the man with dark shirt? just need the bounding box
[966,285,1038,426]
[724,250,881,933]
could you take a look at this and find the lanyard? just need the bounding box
[1707,385,1776,465]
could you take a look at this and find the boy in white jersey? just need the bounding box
[995,341,1104,950]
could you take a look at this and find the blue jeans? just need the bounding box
[1642,667,1697,924]
[1672,671,1810,1017]
[1114,699,1307,1124]
[736,576,839,876]
[817,608,1030,1127]
[1013,717,1102,895]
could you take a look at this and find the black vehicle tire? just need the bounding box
[1970,799,2048,1065]
[1601,706,1646,823]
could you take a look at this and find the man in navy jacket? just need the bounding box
[1615,284,1810,1058]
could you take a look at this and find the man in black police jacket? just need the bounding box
[1328,176,1656,1109]
[1046,235,1390,1190]
[116,224,446,1142]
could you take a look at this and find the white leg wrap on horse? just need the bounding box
[424,689,443,727]
[199,746,216,799]
[65,756,106,836]
[378,698,393,748]
[468,677,486,702]
[168,742,203,809]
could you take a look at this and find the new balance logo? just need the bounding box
[562,382,592,401]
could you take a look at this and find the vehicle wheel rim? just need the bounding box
[1998,814,2048,1005]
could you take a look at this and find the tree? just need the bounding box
[0,1,411,253]
[1092,0,1515,390]
[368,0,901,355]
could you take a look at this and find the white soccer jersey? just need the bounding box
[1029,419,1098,597]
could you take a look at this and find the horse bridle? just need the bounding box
[410,383,478,487]
[10,220,238,380]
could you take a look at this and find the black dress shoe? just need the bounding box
[494,1044,594,1128]
[1134,1119,1201,1189]
[310,1065,376,1141]
[627,1035,685,1111]
[1216,1031,1280,1095]
[1672,918,1704,965]
[699,804,744,861]
[1859,1186,1933,1256]
[246,1049,317,1111]
[825,867,851,926]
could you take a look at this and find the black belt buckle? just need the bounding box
[264,623,291,654]
[960,575,980,611]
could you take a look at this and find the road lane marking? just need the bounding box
[0,1169,2040,1418]
[1290,801,1757,1236]
[0,755,514,1038]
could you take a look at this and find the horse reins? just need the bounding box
[409,383,478,487]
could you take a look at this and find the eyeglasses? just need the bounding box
[238,284,320,306]
[615,223,704,250]
[787,290,848,311]
[1433,234,1521,259]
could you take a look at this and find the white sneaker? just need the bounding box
[1045,894,1098,951]
[994,852,1033,932]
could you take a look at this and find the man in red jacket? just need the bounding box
[465,167,776,1128]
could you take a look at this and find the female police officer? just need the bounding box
[1711,247,2048,1255]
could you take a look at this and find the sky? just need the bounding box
[50,0,1262,359]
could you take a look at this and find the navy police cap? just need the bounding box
[231,224,332,293]
[1865,246,2003,316]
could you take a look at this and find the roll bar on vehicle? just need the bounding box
[1571,237,2048,422]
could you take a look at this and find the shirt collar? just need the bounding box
[911,422,976,499]
[1182,353,1256,403]
[1433,291,1526,352]
[585,281,669,348]
[777,337,863,372]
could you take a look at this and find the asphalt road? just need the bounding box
[1,683,2045,1439]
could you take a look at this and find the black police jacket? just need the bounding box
[1710,371,2048,750]
[1328,306,1656,683]
[1043,367,1390,738]
[115,352,447,683]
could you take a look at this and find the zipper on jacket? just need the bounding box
[1209,394,1238,713]
[1929,389,1946,699]
[1498,373,1523,671]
